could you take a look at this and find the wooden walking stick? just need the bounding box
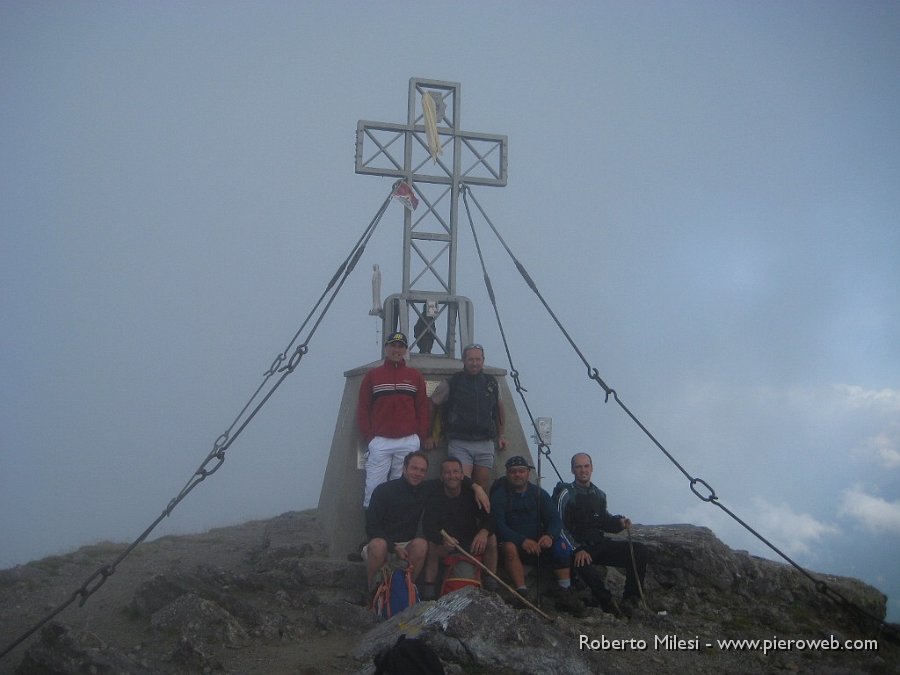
[440,529,553,622]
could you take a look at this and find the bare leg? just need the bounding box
[405,538,428,582]
[485,534,498,574]
[366,538,388,590]
[425,542,452,584]
[471,464,492,491]
[502,542,526,588]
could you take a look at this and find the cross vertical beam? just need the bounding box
[355,78,507,357]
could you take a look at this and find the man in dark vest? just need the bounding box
[426,343,505,489]
[556,452,649,617]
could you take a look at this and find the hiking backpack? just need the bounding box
[439,553,482,596]
[371,565,419,619]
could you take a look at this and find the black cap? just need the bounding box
[384,331,408,346]
[505,455,535,470]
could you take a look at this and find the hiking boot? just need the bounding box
[588,594,623,618]
[553,587,586,617]
[483,576,499,592]
[585,587,612,608]
[620,595,644,618]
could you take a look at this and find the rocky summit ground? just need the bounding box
[0,510,897,674]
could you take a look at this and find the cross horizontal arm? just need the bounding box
[356,120,508,186]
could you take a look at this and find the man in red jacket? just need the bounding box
[358,332,431,507]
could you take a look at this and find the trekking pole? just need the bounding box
[535,451,542,608]
[625,527,648,610]
[440,530,553,622]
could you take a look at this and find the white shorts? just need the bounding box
[361,540,411,561]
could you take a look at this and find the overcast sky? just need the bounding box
[2,1,898,621]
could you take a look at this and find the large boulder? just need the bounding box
[354,587,618,674]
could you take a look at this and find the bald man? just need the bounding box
[557,452,649,616]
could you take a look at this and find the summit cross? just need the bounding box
[355,78,507,357]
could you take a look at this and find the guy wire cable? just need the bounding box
[0,188,396,661]
[460,184,565,486]
[461,185,897,638]
[461,183,566,611]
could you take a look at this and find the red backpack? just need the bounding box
[439,554,482,596]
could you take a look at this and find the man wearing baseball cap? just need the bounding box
[491,455,578,611]
[357,332,431,507]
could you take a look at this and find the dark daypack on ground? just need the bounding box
[374,634,446,674]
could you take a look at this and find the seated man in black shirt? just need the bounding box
[365,451,490,595]
[421,457,497,598]
[557,452,649,616]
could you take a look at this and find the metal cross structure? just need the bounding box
[355,77,507,358]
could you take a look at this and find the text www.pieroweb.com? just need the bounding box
[579,634,878,655]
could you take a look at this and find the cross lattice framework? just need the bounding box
[355,78,507,357]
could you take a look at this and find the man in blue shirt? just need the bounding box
[491,456,574,603]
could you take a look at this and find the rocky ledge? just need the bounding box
[0,510,897,674]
